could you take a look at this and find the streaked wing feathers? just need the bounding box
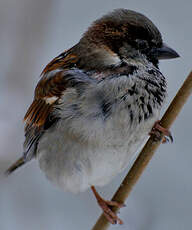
[23,50,95,161]
[23,50,79,160]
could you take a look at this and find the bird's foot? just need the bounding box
[149,120,173,143]
[97,198,124,225]
[91,186,124,225]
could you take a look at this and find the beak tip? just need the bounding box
[157,43,180,60]
[172,50,180,59]
[176,53,180,58]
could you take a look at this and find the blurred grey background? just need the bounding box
[0,0,191,229]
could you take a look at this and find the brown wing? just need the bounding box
[22,48,96,163]
[20,49,81,162]
[24,49,79,128]
[24,71,64,128]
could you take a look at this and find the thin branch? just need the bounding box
[92,71,192,230]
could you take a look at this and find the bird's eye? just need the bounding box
[135,39,149,50]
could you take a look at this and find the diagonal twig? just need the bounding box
[92,71,192,230]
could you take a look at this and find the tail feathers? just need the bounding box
[5,157,26,176]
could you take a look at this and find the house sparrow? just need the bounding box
[6,9,179,224]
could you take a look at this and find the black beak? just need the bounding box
[150,43,180,60]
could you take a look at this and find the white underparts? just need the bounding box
[37,63,166,193]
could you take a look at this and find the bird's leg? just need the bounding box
[91,186,124,225]
[149,120,173,143]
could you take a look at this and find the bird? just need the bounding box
[6,9,179,224]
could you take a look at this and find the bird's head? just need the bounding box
[78,9,179,69]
